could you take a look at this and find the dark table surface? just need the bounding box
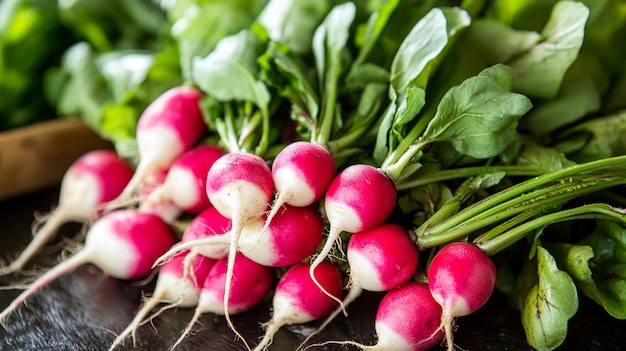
[0,187,625,351]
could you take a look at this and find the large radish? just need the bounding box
[253,262,343,351]
[427,241,497,351]
[111,86,207,206]
[310,164,396,305]
[264,141,335,229]
[204,151,274,343]
[0,209,177,325]
[0,149,134,275]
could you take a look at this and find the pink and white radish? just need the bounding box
[301,223,419,346]
[111,86,208,205]
[108,250,216,350]
[0,149,134,275]
[138,169,183,223]
[237,204,323,267]
[310,164,396,304]
[427,241,496,351]
[204,151,274,342]
[0,209,177,325]
[310,282,444,351]
[154,207,232,278]
[143,144,224,214]
[162,204,324,269]
[264,141,335,229]
[170,253,274,350]
[253,262,343,351]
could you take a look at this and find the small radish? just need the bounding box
[264,141,336,229]
[253,262,343,351]
[143,144,224,214]
[309,282,444,351]
[310,164,396,304]
[0,149,134,275]
[156,207,232,278]
[112,86,207,205]
[0,209,177,325]
[156,204,322,279]
[108,250,216,350]
[427,241,496,351]
[170,253,274,350]
[205,151,274,339]
[301,223,419,346]
[138,169,183,223]
[237,204,324,267]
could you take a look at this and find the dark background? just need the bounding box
[0,187,624,351]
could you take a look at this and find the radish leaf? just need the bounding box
[520,245,578,351]
[510,1,589,99]
[421,64,532,159]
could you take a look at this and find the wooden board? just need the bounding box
[0,119,113,200]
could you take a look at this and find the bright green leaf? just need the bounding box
[192,30,269,109]
[422,64,533,159]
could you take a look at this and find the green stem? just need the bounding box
[416,155,626,236]
[316,58,340,146]
[396,164,545,190]
[380,107,436,180]
[415,175,626,249]
[254,105,270,157]
[476,203,626,256]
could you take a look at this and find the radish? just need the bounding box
[112,86,207,205]
[108,250,216,350]
[138,169,183,223]
[170,253,274,350]
[264,141,336,229]
[156,204,322,280]
[156,207,232,279]
[0,209,177,325]
[309,282,444,351]
[253,262,343,351]
[143,144,224,214]
[237,204,324,267]
[180,206,233,259]
[204,151,274,342]
[427,241,497,351]
[310,164,396,303]
[301,223,419,346]
[0,149,134,275]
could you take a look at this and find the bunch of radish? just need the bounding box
[0,79,502,351]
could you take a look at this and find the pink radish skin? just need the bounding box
[138,169,183,223]
[427,242,496,351]
[310,164,396,305]
[302,223,418,347]
[144,144,224,214]
[114,86,207,204]
[370,282,444,351]
[156,204,322,276]
[0,149,134,275]
[181,206,233,260]
[170,253,274,350]
[312,282,444,351]
[237,204,324,267]
[0,209,177,325]
[205,151,274,342]
[254,262,343,351]
[264,141,335,229]
[108,251,216,350]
